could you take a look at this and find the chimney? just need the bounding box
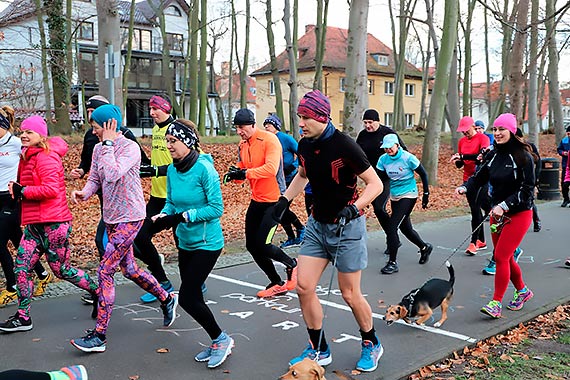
[305,24,316,34]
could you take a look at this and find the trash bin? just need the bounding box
[537,158,561,200]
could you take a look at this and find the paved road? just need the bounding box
[1,201,569,380]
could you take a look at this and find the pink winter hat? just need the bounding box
[457,116,474,132]
[20,115,48,137]
[493,113,517,134]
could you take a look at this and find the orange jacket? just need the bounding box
[237,128,283,202]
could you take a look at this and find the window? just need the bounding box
[384,81,394,95]
[122,28,153,51]
[372,53,388,66]
[164,5,182,16]
[79,52,97,84]
[166,33,184,51]
[384,112,393,127]
[79,22,94,40]
[269,80,275,96]
[368,79,374,94]
[340,77,347,92]
[405,83,415,97]
[405,113,415,128]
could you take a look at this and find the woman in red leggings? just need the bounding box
[456,113,535,319]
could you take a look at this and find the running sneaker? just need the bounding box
[296,226,306,241]
[482,260,496,275]
[140,280,174,304]
[81,292,94,305]
[418,243,432,264]
[533,220,542,232]
[280,238,301,249]
[356,339,384,372]
[194,346,212,362]
[566,258,570,267]
[476,240,487,250]
[0,289,17,308]
[33,272,53,297]
[207,332,235,368]
[465,243,477,256]
[60,365,88,380]
[507,288,534,311]
[513,248,523,263]
[70,330,106,353]
[256,282,288,298]
[0,313,32,332]
[480,300,502,319]
[285,259,298,290]
[201,283,207,294]
[380,261,399,275]
[161,292,179,327]
[289,342,332,366]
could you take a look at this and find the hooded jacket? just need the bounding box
[18,137,72,225]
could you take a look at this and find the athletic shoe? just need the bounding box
[356,339,384,372]
[514,248,523,263]
[480,300,502,319]
[0,313,32,332]
[70,330,106,353]
[380,261,399,275]
[476,240,487,250]
[383,242,402,257]
[289,342,332,366]
[297,227,306,241]
[418,243,432,264]
[565,258,570,267]
[561,200,570,207]
[161,292,179,327]
[81,292,94,305]
[507,288,534,311]
[465,243,477,256]
[256,282,288,298]
[60,364,88,380]
[207,332,235,368]
[194,346,212,362]
[0,289,17,308]
[33,272,53,297]
[201,283,207,294]
[482,259,496,275]
[280,238,301,249]
[285,259,298,290]
[533,220,541,232]
[140,281,174,304]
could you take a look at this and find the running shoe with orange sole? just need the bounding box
[257,282,288,298]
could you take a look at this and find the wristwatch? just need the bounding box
[102,140,114,146]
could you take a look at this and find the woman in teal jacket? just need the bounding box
[152,119,233,369]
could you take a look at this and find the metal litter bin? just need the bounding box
[537,158,561,200]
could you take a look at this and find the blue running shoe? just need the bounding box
[161,292,178,327]
[60,364,88,380]
[70,330,106,353]
[356,339,384,372]
[140,281,174,304]
[280,238,301,249]
[513,248,523,263]
[482,259,496,275]
[207,332,234,368]
[194,346,212,362]
[297,226,306,241]
[289,343,332,366]
[201,283,207,294]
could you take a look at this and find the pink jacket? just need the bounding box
[18,137,72,225]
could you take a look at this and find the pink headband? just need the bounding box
[149,95,172,113]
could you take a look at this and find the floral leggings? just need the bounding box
[96,220,168,335]
[15,222,97,318]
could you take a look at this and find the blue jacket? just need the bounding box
[275,131,298,183]
[162,154,224,251]
[557,136,570,169]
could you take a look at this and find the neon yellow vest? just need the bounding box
[150,123,173,198]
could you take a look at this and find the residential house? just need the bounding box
[250,25,424,130]
[214,61,257,128]
[0,0,203,133]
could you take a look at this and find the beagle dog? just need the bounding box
[279,358,326,380]
[385,261,455,328]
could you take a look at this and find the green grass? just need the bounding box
[557,332,570,345]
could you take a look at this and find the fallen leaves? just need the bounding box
[156,347,169,353]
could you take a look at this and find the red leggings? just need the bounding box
[491,210,532,302]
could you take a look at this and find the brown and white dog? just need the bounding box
[279,358,326,380]
[384,261,455,328]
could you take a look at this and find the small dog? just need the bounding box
[279,358,326,380]
[385,261,455,328]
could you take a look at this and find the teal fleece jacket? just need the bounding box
[162,153,224,251]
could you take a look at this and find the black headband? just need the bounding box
[167,121,199,149]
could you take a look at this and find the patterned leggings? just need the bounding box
[15,222,97,318]
[96,220,168,335]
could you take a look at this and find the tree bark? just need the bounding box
[199,0,208,134]
[283,0,299,138]
[33,0,52,126]
[545,0,564,142]
[189,0,199,122]
[462,0,476,117]
[122,0,136,112]
[239,0,250,107]
[313,0,329,91]
[265,0,284,122]
[96,0,123,110]
[508,0,530,123]
[527,0,539,145]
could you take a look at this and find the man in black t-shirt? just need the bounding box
[278,90,384,373]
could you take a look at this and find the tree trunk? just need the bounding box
[33,0,52,125]
[508,0,530,123]
[484,0,492,123]
[65,0,72,106]
[422,0,458,185]
[527,0,539,145]
[96,0,123,110]
[494,0,516,120]
[283,0,299,138]
[45,0,72,134]
[228,0,236,129]
[342,0,369,136]
[313,0,329,91]
[462,0,476,117]
[189,0,199,121]
[545,0,564,142]
[265,0,284,122]
[448,48,460,151]
[122,0,136,112]
[239,0,251,108]
[198,0,208,134]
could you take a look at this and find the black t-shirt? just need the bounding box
[298,129,371,223]
[356,125,407,181]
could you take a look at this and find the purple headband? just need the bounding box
[297,90,331,123]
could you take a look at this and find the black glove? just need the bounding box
[152,213,185,233]
[271,196,290,223]
[140,164,158,178]
[422,192,429,209]
[10,182,24,200]
[336,204,359,223]
[223,165,246,184]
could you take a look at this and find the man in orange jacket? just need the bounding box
[223,108,297,298]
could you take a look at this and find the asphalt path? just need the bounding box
[1,201,569,380]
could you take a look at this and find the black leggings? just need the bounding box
[466,184,491,244]
[371,178,391,234]
[0,370,49,379]
[133,196,170,283]
[0,194,46,290]
[245,200,296,285]
[178,248,222,340]
[385,197,427,263]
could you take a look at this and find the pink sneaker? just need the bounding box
[60,365,88,380]
[506,288,533,311]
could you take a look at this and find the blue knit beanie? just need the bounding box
[263,114,282,131]
[90,104,122,131]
